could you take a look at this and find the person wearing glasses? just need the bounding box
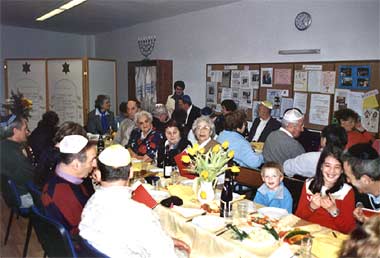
[342,143,380,224]
[192,116,218,153]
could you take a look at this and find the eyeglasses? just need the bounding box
[196,126,210,131]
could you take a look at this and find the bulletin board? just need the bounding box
[206,60,380,134]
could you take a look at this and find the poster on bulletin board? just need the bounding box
[338,65,371,90]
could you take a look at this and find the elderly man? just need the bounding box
[113,99,141,146]
[41,135,97,236]
[79,144,190,257]
[0,115,34,207]
[342,144,380,223]
[263,108,305,165]
[248,100,281,142]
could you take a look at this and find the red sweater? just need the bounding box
[295,180,356,234]
[346,130,374,149]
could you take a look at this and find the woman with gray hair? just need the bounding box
[87,95,117,135]
[192,116,218,153]
[152,103,170,135]
[127,110,164,162]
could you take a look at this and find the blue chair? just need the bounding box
[26,181,45,214]
[80,237,110,258]
[30,205,77,258]
[1,174,32,258]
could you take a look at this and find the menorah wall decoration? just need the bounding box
[138,36,156,59]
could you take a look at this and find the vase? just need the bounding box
[197,181,215,204]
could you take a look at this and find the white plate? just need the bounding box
[258,207,288,219]
[180,179,194,186]
[172,206,205,219]
[214,192,242,202]
[148,190,169,201]
[192,215,226,233]
[149,168,163,173]
[241,226,277,248]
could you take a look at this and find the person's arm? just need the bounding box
[283,152,320,178]
[145,131,164,160]
[86,112,98,134]
[329,189,356,234]
[283,188,293,213]
[235,137,263,169]
[253,189,267,206]
[295,183,320,219]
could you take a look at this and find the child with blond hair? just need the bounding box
[253,162,293,213]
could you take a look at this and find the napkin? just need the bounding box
[172,205,205,219]
[269,243,293,258]
[311,230,348,258]
[132,184,158,209]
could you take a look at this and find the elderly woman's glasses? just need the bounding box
[196,126,210,131]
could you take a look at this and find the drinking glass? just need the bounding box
[237,201,248,219]
[300,237,313,258]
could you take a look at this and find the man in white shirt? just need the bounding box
[113,99,141,146]
[247,100,281,142]
[79,144,190,258]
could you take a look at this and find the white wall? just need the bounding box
[0,25,94,103]
[95,0,380,107]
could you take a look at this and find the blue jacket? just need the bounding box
[217,130,263,169]
[253,182,293,213]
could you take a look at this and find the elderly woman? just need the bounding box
[334,108,374,149]
[152,103,171,135]
[87,95,117,135]
[157,120,191,168]
[295,146,356,234]
[217,110,263,169]
[127,111,164,162]
[192,116,219,153]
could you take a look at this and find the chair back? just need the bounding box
[1,174,22,211]
[26,181,45,214]
[80,237,110,258]
[283,176,305,212]
[30,206,77,258]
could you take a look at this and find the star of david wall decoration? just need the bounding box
[62,62,70,74]
[22,62,31,74]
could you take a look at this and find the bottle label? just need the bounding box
[164,166,172,178]
[220,200,232,217]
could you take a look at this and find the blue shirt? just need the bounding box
[217,130,263,169]
[253,182,293,213]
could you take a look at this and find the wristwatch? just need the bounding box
[329,208,340,218]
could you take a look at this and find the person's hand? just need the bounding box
[142,154,152,162]
[355,120,366,132]
[172,238,191,254]
[353,207,368,223]
[309,193,321,210]
[320,194,337,212]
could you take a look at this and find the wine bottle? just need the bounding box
[220,169,233,218]
[163,147,172,178]
[97,135,105,154]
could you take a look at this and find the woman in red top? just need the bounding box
[334,108,374,149]
[295,146,356,234]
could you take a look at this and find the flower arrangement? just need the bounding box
[2,90,33,119]
[181,141,240,183]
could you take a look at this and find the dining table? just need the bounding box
[143,171,349,258]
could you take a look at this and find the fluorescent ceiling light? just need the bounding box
[60,0,87,10]
[36,9,64,21]
[36,0,87,21]
[278,49,321,55]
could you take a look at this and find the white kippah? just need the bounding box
[59,135,88,154]
[98,144,131,168]
[283,109,304,123]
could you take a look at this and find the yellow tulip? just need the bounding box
[231,166,240,173]
[212,144,220,153]
[228,150,234,158]
[193,143,199,151]
[222,141,229,149]
[187,147,196,156]
[199,148,205,154]
[181,155,191,163]
[200,191,207,199]
[200,170,209,179]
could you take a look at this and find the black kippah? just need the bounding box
[160,196,183,207]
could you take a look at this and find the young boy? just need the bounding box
[253,162,293,213]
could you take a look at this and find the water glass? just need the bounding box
[237,201,248,219]
[152,178,160,190]
[300,237,313,258]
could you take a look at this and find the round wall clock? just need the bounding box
[295,12,312,31]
